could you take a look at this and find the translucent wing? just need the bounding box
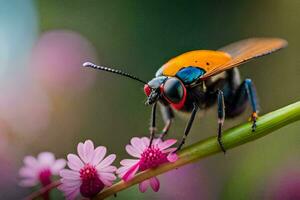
[200,38,287,79]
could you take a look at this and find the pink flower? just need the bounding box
[58,140,117,200]
[116,137,178,193]
[19,152,66,187]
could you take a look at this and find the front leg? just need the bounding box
[160,120,172,140]
[158,104,174,140]
[176,103,198,152]
[149,103,157,147]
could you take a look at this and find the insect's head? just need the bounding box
[83,62,186,109]
[144,76,187,109]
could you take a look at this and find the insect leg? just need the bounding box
[175,103,198,152]
[244,79,259,131]
[158,104,174,140]
[160,120,172,140]
[149,103,157,147]
[225,78,259,131]
[217,90,226,153]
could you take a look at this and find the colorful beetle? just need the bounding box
[83,37,287,153]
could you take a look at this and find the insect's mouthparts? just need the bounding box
[145,100,151,106]
[145,90,159,105]
[145,96,155,105]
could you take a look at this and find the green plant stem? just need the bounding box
[26,101,300,200]
[93,101,300,200]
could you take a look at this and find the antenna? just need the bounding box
[83,62,148,85]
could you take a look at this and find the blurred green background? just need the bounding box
[0,0,299,199]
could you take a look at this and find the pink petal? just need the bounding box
[67,154,84,171]
[162,147,176,153]
[149,177,160,192]
[60,169,80,180]
[97,154,116,169]
[120,159,139,167]
[59,183,79,194]
[19,167,36,178]
[122,162,140,181]
[60,178,81,188]
[98,172,116,186]
[99,172,116,181]
[167,153,178,162]
[130,137,144,153]
[137,138,147,149]
[77,140,94,163]
[158,139,177,150]
[90,146,106,166]
[83,140,94,163]
[125,145,141,158]
[101,166,117,173]
[141,137,150,147]
[38,152,55,166]
[116,166,131,178]
[66,188,80,200]
[52,159,67,174]
[139,180,149,193]
[59,180,81,200]
[24,156,39,169]
[19,178,38,187]
[116,166,130,174]
[99,177,113,186]
[77,142,86,162]
[152,138,162,146]
[58,183,80,200]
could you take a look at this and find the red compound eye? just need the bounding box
[144,84,151,96]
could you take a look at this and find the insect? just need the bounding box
[83,37,287,153]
